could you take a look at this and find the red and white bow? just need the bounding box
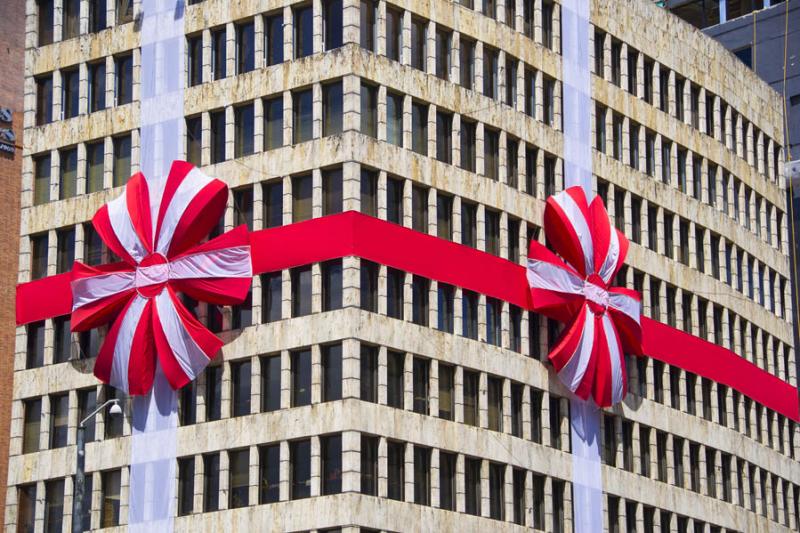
[527,186,642,407]
[70,161,252,395]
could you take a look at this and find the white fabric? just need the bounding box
[557,308,596,393]
[527,259,584,295]
[553,190,595,275]
[107,193,148,263]
[170,246,253,280]
[110,295,148,393]
[602,313,625,404]
[597,227,621,284]
[155,167,214,255]
[71,271,136,310]
[135,261,169,289]
[609,291,642,325]
[583,281,609,309]
[154,290,209,381]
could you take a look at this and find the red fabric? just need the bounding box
[15,210,799,419]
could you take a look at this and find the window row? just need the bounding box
[593,28,782,184]
[36,0,133,46]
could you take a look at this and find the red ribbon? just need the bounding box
[16,211,799,420]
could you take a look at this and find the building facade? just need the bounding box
[8,0,799,532]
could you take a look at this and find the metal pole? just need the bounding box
[72,423,85,533]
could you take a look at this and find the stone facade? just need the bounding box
[8,0,799,532]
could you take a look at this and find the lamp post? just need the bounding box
[72,398,122,533]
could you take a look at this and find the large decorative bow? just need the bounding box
[527,186,642,407]
[70,161,252,395]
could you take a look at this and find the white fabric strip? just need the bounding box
[597,227,621,284]
[155,167,214,255]
[71,271,136,310]
[154,290,210,381]
[107,194,149,263]
[608,291,641,324]
[558,307,596,393]
[602,313,625,404]
[169,246,253,280]
[553,191,595,275]
[527,258,584,295]
[109,295,148,393]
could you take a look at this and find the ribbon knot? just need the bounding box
[70,161,252,395]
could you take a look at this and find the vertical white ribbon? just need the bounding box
[129,0,185,531]
[560,0,604,530]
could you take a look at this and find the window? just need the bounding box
[484,128,499,180]
[61,0,80,37]
[210,109,226,164]
[486,297,502,346]
[184,35,204,89]
[461,201,477,248]
[462,289,478,339]
[361,81,378,137]
[321,259,342,311]
[387,441,405,500]
[387,91,403,147]
[204,366,222,421]
[510,304,522,352]
[323,0,343,50]
[675,76,685,121]
[525,68,536,117]
[234,20,255,75]
[323,81,343,136]
[30,232,48,279]
[387,350,405,408]
[437,282,454,333]
[179,381,196,426]
[436,111,452,163]
[487,377,503,431]
[86,61,107,114]
[460,119,476,172]
[294,5,313,58]
[114,54,133,107]
[258,444,280,503]
[543,77,555,126]
[110,135,131,187]
[361,435,379,495]
[505,57,518,108]
[465,458,481,515]
[293,88,313,143]
[292,173,312,223]
[489,462,505,520]
[414,447,431,505]
[322,343,342,401]
[661,139,672,184]
[101,470,121,527]
[56,227,75,275]
[200,454,222,512]
[23,398,41,453]
[412,275,429,326]
[386,267,404,319]
[177,457,195,516]
[321,434,342,494]
[234,103,255,157]
[530,389,543,443]
[182,116,202,166]
[611,113,623,160]
[544,155,557,197]
[38,0,54,45]
[484,47,498,99]
[228,449,249,508]
[639,425,651,477]
[507,138,519,188]
[463,370,479,426]
[411,17,426,70]
[49,393,69,449]
[260,354,281,412]
[411,102,428,155]
[439,452,456,511]
[291,349,311,407]
[360,0,377,51]
[77,388,97,441]
[319,168,343,217]
[411,185,428,233]
[231,360,251,417]
[260,96,283,150]
[210,30,226,80]
[264,14,284,66]
[360,344,378,402]
[360,259,378,312]
[627,49,638,94]
[629,122,640,169]
[261,271,282,324]
[36,75,53,126]
[436,27,451,79]
[645,130,655,176]
[485,209,500,255]
[115,0,132,24]
[412,357,429,414]
[460,38,475,89]
[60,68,79,120]
[386,7,402,62]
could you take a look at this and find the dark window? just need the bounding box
[116,0,133,24]
[236,20,255,74]
[323,168,343,216]
[543,77,555,126]
[486,297,502,346]
[49,393,69,449]
[387,441,405,500]
[360,344,378,402]
[179,381,196,426]
[293,88,313,143]
[361,81,378,137]
[412,357,429,414]
[263,96,284,150]
[323,81,343,136]
[210,109,227,164]
[89,61,106,112]
[77,389,97,442]
[411,101,428,155]
[465,458,481,515]
[525,68,536,117]
[322,259,343,311]
[437,194,453,239]
[437,282,454,333]
[360,169,378,217]
[489,462,505,520]
[177,457,195,516]
[322,343,342,402]
[488,377,503,431]
[483,47,498,99]
[542,0,554,49]
[201,454,220,512]
[292,174,312,223]
[114,54,133,106]
[460,120,476,172]
[461,201,477,247]
[412,184,428,232]
[265,14,284,66]
[38,0,54,45]
[460,38,475,89]
[23,398,42,454]
[412,275,429,326]
[231,360,251,417]
[187,34,203,87]
[544,156,556,197]
[484,128,499,180]
[257,444,280,504]
[438,363,454,420]
[211,28,226,80]
[360,435,379,495]
[294,5,313,58]
[360,0,377,51]
[386,7,402,62]
[463,370,479,426]
[506,58,518,108]
[205,366,222,421]
[410,17,426,70]
[462,289,478,339]
[321,434,342,494]
[112,134,132,187]
[260,354,281,412]
[387,350,405,408]
[507,138,519,188]
[62,68,79,119]
[101,469,121,527]
[290,439,312,499]
[234,103,255,157]
[229,449,249,508]
[436,27,451,80]
[439,452,456,511]
[291,348,311,407]
[414,447,431,505]
[485,209,500,255]
[56,226,75,273]
[186,116,202,166]
[36,75,53,126]
[261,271,282,323]
[360,259,379,312]
[387,267,404,319]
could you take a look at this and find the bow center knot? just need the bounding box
[583,276,609,314]
[135,253,170,297]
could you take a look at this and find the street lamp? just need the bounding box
[72,398,122,533]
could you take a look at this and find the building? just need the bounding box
[7,0,799,531]
[0,0,26,526]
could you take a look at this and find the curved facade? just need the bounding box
[8,0,798,532]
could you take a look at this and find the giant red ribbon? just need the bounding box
[16,210,798,420]
[527,187,642,408]
[68,161,252,395]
